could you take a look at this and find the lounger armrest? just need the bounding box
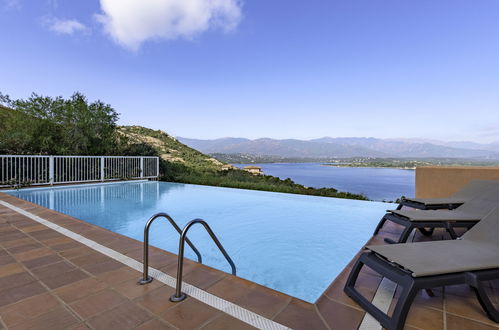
[400,198,465,210]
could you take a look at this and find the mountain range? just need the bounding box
[178,137,499,159]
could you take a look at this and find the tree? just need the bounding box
[0,92,120,155]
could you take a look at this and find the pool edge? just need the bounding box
[0,191,386,330]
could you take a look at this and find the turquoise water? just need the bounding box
[236,163,415,201]
[6,181,388,302]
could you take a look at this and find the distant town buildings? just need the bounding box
[221,164,237,171]
[243,165,263,175]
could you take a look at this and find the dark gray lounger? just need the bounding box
[345,206,499,330]
[396,179,494,210]
[374,180,499,243]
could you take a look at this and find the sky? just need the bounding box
[1,0,499,142]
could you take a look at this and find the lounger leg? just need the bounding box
[396,224,416,243]
[344,253,420,330]
[466,273,499,322]
[390,283,419,330]
[418,227,435,236]
[444,223,458,239]
[425,289,435,297]
[344,255,392,328]
[374,215,389,235]
[345,255,364,290]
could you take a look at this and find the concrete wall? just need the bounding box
[416,166,499,198]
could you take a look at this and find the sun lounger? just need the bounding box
[344,206,499,330]
[397,180,498,210]
[374,180,499,243]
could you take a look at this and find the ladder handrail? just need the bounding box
[170,219,237,302]
[138,212,202,285]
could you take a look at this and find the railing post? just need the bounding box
[140,157,144,179]
[49,156,54,185]
[156,157,159,179]
[100,157,105,182]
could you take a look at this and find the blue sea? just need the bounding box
[235,163,415,201]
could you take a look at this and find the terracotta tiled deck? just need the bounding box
[0,191,498,329]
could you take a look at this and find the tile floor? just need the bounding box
[0,192,498,330]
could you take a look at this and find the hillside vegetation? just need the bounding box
[119,125,224,174]
[119,126,367,199]
[0,92,367,200]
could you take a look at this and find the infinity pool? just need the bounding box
[6,181,388,302]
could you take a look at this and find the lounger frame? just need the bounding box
[374,213,477,244]
[398,199,463,211]
[344,252,499,330]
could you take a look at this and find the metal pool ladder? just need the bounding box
[138,213,236,303]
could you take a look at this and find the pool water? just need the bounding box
[6,181,388,302]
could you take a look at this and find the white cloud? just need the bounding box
[96,0,243,51]
[48,18,88,35]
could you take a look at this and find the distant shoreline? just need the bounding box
[321,164,416,170]
[233,162,417,170]
[232,161,415,201]
[214,154,499,168]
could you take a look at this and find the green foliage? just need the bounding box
[0,92,367,201]
[0,92,120,155]
[1,178,33,190]
[165,167,367,200]
[119,126,223,172]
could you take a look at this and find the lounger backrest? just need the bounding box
[453,180,499,199]
[454,181,499,215]
[462,205,499,245]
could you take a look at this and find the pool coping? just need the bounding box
[0,179,151,192]
[0,189,385,329]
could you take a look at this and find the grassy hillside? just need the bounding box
[119,125,225,172]
[119,126,368,200]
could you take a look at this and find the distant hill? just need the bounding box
[179,137,252,153]
[120,126,225,172]
[434,141,499,152]
[118,126,367,200]
[385,138,499,152]
[178,136,499,159]
[179,137,388,158]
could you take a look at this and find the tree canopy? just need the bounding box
[0,92,120,155]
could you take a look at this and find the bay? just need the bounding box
[235,163,415,201]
